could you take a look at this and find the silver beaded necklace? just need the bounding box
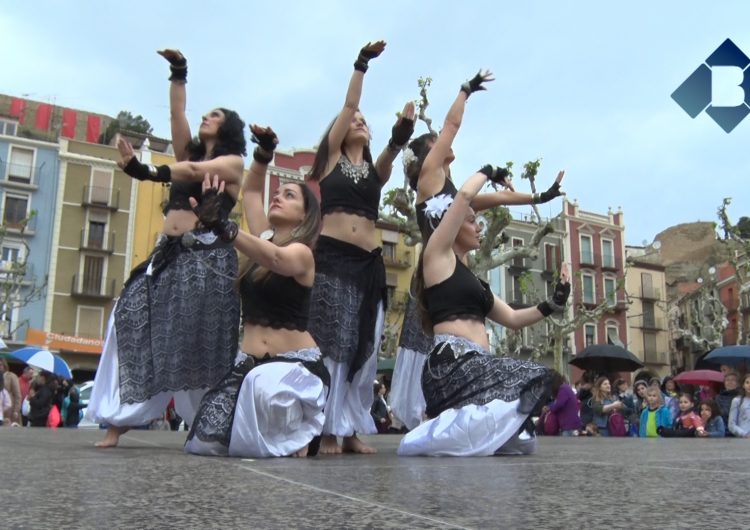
[338,156,370,184]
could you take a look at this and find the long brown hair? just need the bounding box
[308,115,374,182]
[414,250,433,333]
[591,376,612,401]
[237,182,321,284]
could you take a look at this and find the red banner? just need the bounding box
[35,103,52,130]
[9,98,26,124]
[86,115,101,143]
[61,108,77,138]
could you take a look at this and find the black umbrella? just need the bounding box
[569,344,645,373]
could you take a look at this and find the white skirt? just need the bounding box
[321,304,384,437]
[397,398,527,457]
[228,358,326,458]
[86,310,205,427]
[389,346,427,430]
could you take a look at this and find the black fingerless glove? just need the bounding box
[250,129,278,164]
[461,71,489,97]
[533,181,562,204]
[354,45,380,73]
[193,188,238,242]
[478,164,511,186]
[389,117,415,150]
[167,56,187,83]
[537,279,571,316]
[123,157,171,183]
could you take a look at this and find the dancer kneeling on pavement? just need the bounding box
[397,168,570,456]
[186,126,329,458]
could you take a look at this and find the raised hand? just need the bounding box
[534,170,565,204]
[390,101,416,148]
[189,174,237,241]
[250,124,279,164]
[250,124,279,152]
[460,70,494,97]
[157,49,186,66]
[478,164,512,189]
[538,263,571,316]
[354,40,386,72]
[157,49,187,81]
[116,138,136,169]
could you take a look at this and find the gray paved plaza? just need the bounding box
[2,427,749,529]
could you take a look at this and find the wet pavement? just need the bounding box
[2,428,748,529]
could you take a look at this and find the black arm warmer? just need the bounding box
[123,157,171,183]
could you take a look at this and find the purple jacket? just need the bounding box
[549,383,583,431]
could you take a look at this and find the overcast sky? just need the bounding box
[2,1,749,245]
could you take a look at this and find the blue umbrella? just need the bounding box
[703,345,750,368]
[9,347,73,379]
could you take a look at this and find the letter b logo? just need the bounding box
[672,39,750,133]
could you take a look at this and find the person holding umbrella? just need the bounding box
[27,372,53,427]
[716,370,740,434]
[589,376,628,437]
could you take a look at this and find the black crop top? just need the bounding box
[424,257,494,325]
[162,180,237,216]
[416,178,458,242]
[240,267,311,331]
[319,157,381,221]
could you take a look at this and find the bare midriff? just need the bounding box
[433,319,490,351]
[241,324,317,358]
[162,210,200,236]
[319,211,377,251]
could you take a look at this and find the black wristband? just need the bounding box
[169,62,187,82]
[537,301,554,317]
[219,220,238,242]
[123,157,171,182]
[253,147,273,165]
[354,59,368,73]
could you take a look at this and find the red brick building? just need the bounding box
[561,200,628,380]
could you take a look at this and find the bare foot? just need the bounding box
[318,434,342,454]
[292,445,309,458]
[342,435,377,454]
[94,426,130,448]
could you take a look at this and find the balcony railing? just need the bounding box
[644,351,669,365]
[383,251,411,269]
[580,250,596,266]
[638,316,665,330]
[600,253,622,271]
[509,256,529,272]
[71,274,116,299]
[641,286,661,301]
[82,186,120,210]
[80,229,115,253]
[0,161,41,188]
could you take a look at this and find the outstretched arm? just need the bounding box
[157,49,191,162]
[325,41,386,172]
[471,170,565,212]
[243,125,278,236]
[374,101,415,185]
[418,71,493,202]
[422,170,489,285]
[117,137,243,187]
[488,263,571,328]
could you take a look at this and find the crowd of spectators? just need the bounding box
[538,367,750,439]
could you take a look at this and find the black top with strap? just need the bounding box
[424,257,494,325]
[240,266,311,331]
[319,157,381,221]
[416,178,458,242]
[163,180,237,216]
